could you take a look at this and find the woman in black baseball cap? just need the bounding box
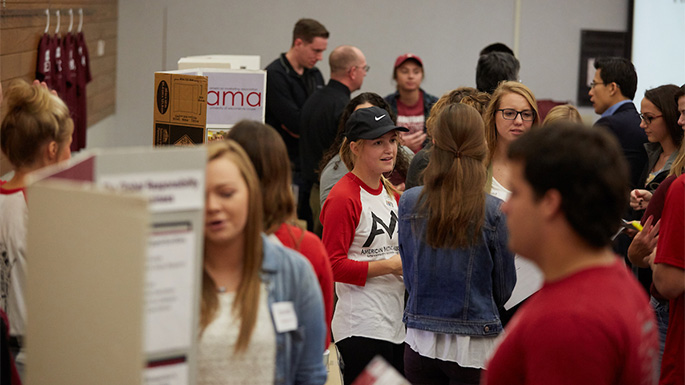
[320,106,409,383]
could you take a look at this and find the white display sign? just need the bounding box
[145,225,196,354]
[98,170,204,213]
[205,70,266,126]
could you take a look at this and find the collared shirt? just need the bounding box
[601,99,632,118]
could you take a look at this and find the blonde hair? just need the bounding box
[421,104,487,248]
[1,79,73,168]
[339,137,399,197]
[543,104,582,126]
[484,81,540,165]
[201,140,264,353]
[670,142,685,177]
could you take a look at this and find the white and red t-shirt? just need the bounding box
[484,259,658,385]
[654,174,684,385]
[0,182,28,356]
[320,173,405,344]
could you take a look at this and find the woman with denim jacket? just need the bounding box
[199,140,327,385]
[398,104,516,384]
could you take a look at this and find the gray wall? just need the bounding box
[87,0,629,148]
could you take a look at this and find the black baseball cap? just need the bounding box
[344,106,408,141]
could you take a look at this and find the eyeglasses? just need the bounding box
[360,64,370,72]
[497,109,536,121]
[589,81,604,89]
[639,113,663,125]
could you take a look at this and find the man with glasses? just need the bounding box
[299,45,368,233]
[589,57,648,190]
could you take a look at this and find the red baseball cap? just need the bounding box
[394,53,423,69]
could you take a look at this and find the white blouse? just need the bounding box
[197,284,276,385]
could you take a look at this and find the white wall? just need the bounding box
[87,0,629,149]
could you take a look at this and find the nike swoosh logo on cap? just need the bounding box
[375,114,386,121]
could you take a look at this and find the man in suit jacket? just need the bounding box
[589,57,647,190]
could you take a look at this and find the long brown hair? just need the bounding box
[226,120,296,234]
[420,104,487,248]
[201,140,264,353]
[484,81,539,165]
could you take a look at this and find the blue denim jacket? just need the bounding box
[398,188,516,336]
[261,235,327,385]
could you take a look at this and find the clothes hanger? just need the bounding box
[78,9,83,33]
[54,10,61,35]
[68,9,74,33]
[44,9,50,34]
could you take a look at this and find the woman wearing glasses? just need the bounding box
[482,81,540,326]
[625,84,682,368]
[630,84,682,208]
[483,81,540,200]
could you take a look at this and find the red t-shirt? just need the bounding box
[484,259,659,385]
[396,91,425,136]
[74,32,92,151]
[51,35,65,98]
[62,33,80,151]
[654,174,685,385]
[274,222,334,347]
[36,33,54,86]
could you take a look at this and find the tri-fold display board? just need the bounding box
[25,146,206,385]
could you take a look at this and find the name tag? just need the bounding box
[271,301,298,333]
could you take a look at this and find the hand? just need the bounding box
[627,216,660,268]
[385,254,403,276]
[400,131,427,153]
[33,79,58,96]
[392,182,406,192]
[645,247,657,270]
[630,189,652,210]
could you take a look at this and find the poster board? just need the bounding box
[26,180,149,385]
[25,145,206,385]
[172,68,266,138]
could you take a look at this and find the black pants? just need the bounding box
[403,344,481,385]
[336,336,404,385]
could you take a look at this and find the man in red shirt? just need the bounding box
[484,124,659,385]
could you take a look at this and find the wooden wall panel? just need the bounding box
[0,0,118,130]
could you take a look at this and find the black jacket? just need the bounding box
[265,53,324,169]
[594,102,648,190]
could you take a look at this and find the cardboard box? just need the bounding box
[153,72,208,146]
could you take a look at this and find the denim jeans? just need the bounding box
[650,295,669,371]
